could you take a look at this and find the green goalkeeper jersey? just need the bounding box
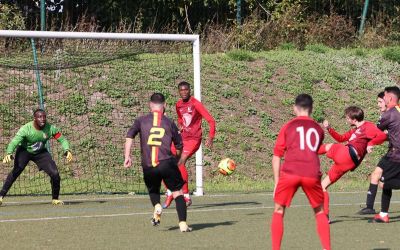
[6,121,70,155]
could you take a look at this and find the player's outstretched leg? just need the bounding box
[370,188,391,223]
[163,189,174,209]
[178,164,191,207]
[173,192,192,232]
[358,167,382,215]
[314,207,331,250]
[271,211,284,250]
[35,154,63,205]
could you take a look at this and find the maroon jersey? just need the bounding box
[274,116,324,179]
[126,111,183,168]
[176,96,216,141]
[327,121,387,161]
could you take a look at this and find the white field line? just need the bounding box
[4,190,399,205]
[1,201,400,223]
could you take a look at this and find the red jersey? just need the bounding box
[327,121,387,161]
[274,116,324,179]
[176,96,216,141]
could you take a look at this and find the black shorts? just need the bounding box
[379,156,400,183]
[142,158,184,194]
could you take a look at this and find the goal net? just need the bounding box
[0,31,203,196]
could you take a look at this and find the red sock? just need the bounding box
[271,212,284,250]
[315,212,331,250]
[178,164,189,194]
[323,191,330,216]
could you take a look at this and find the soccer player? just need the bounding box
[319,106,387,220]
[370,86,400,223]
[1,109,72,205]
[358,91,388,215]
[163,81,216,208]
[271,94,330,250]
[124,93,192,232]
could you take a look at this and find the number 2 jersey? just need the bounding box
[273,116,325,179]
[126,111,183,168]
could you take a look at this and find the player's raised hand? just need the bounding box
[2,154,13,164]
[124,156,132,168]
[205,137,213,148]
[64,151,73,163]
[322,120,330,129]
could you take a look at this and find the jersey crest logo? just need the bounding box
[349,133,357,141]
[182,113,193,127]
[43,133,48,139]
[187,106,192,113]
[31,142,44,152]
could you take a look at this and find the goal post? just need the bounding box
[0,30,204,196]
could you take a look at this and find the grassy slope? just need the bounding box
[1,46,399,193]
[201,47,399,192]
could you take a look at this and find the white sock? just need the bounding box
[379,212,388,217]
[166,189,172,196]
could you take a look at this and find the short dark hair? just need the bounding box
[150,93,165,104]
[344,106,364,121]
[377,91,385,99]
[33,108,45,116]
[295,94,313,112]
[178,81,190,89]
[384,86,400,100]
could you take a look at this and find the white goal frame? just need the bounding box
[0,30,204,196]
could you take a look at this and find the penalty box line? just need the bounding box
[1,201,400,223]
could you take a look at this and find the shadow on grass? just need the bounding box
[167,221,237,231]
[3,200,108,207]
[330,214,400,224]
[193,201,262,209]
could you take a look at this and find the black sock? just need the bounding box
[381,188,392,213]
[149,193,160,207]
[175,195,187,222]
[366,183,378,209]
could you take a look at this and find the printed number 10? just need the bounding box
[296,126,320,151]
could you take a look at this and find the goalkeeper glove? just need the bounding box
[2,154,13,164]
[64,151,73,163]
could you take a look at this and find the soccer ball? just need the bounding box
[218,158,236,176]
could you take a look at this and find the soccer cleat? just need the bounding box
[357,207,376,215]
[370,214,389,223]
[52,199,64,205]
[184,197,192,207]
[151,204,162,226]
[326,214,331,224]
[162,195,174,209]
[179,221,192,232]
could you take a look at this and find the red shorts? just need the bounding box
[274,172,324,208]
[326,144,355,183]
[171,139,201,158]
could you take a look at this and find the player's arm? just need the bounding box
[377,112,391,131]
[172,122,183,162]
[50,125,72,162]
[272,124,287,184]
[366,123,387,153]
[175,104,184,131]
[3,126,26,163]
[194,100,216,147]
[124,119,140,168]
[327,127,353,142]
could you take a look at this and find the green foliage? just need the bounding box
[226,49,255,61]
[0,4,25,30]
[305,44,330,53]
[58,93,89,115]
[382,47,400,63]
[279,43,297,50]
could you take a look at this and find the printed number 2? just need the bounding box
[296,126,320,151]
[147,127,165,146]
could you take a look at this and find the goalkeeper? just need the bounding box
[1,109,72,205]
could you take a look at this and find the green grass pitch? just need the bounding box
[0,192,399,249]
